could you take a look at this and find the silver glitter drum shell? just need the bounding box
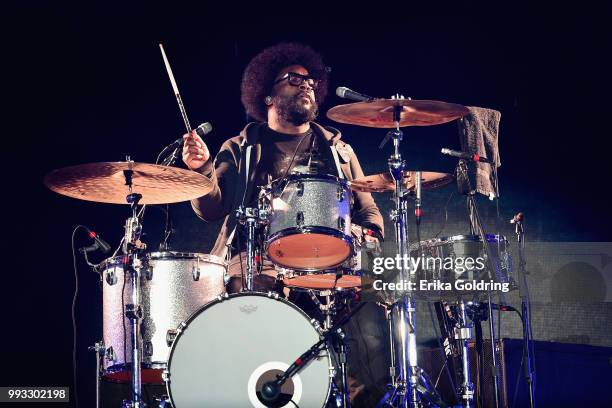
[409,234,515,300]
[264,174,353,271]
[101,252,227,383]
[165,292,332,408]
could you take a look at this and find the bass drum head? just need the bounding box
[166,293,331,408]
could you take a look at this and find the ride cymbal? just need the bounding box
[327,99,469,128]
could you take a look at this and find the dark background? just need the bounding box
[3,3,611,407]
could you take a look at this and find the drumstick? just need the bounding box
[159,43,193,134]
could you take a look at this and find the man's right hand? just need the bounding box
[182,130,211,170]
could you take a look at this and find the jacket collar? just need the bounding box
[239,121,342,145]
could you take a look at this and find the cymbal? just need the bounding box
[44,162,213,204]
[327,99,470,128]
[349,171,454,193]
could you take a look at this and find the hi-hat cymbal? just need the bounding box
[349,171,454,193]
[327,99,470,128]
[44,162,212,204]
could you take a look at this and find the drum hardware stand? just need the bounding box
[308,290,352,407]
[455,159,502,408]
[89,341,105,408]
[454,301,475,407]
[121,165,147,408]
[513,213,535,408]
[235,206,267,291]
[376,101,431,408]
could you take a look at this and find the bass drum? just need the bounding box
[166,292,332,407]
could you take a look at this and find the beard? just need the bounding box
[273,92,318,125]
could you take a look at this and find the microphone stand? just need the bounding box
[514,214,535,408]
[260,302,367,407]
[456,160,502,408]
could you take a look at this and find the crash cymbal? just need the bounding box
[349,171,454,193]
[44,162,212,204]
[327,99,470,128]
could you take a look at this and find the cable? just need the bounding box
[434,191,454,238]
[71,225,91,408]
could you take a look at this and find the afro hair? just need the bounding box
[241,42,329,122]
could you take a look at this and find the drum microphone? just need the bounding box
[510,212,524,224]
[167,122,213,147]
[336,87,375,102]
[441,148,491,164]
[178,122,213,145]
[81,227,112,254]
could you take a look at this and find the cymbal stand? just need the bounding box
[121,164,147,408]
[381,101,421,407]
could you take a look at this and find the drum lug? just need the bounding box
[105,269,118,286]
[105,346,116,362]
[144,265,153,281]
[166,329,178,347]
[311,318,324,335]
[192,265,200,281]
[267,291,280,300]
[144,341,154,357]
[337,186,344,202]
[125,304,143,320]
[296,181,304,197]
[296,211,305,226]
[161,370,170,383]
[337,217,346,230]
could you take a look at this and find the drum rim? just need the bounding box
[102,362,167,383]
[272,172,349,187]
[148,251,228,265]
[100,252,228,268]
[165,291,330,405]
[266,227,353,271]
[413,233,507,248]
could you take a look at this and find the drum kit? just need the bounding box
[43,46,528,408]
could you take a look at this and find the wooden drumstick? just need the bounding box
[159,43,193,134]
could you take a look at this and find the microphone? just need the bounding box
[173,122,213,146]
[488,303,518,312]
[510,212,524,224]
[336,86,375,102]
[441,148,491,164]
[260,380,281,402]
[84,227,112,254]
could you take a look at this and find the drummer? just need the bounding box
[181,42,384,291]
[182,43,389,405]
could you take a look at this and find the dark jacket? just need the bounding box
[191,121,384,257]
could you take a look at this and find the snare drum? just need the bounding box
[263,174,353,271]
[101,252,227,383]
[165,292,332,407]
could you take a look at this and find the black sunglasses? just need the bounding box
[274,72,320,90]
